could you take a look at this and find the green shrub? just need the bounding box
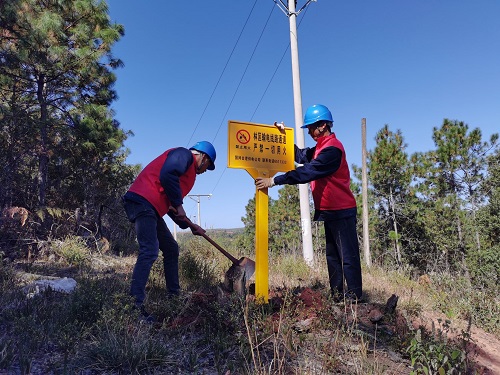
[407,320,468,375]
[467,244,500,291]
[179,240,223,291]
[53,236,91,267]
[429,272,500,334]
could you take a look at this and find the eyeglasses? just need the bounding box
[307,122,323,130]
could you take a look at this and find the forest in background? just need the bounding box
[1,0,499,293]
[1,2,500,373]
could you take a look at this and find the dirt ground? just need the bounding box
[296,288,500,374]
[181,286,499,374]
[5,253,498,374]
[415,310,500,375]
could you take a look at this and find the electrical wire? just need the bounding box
[251,5,310,121]
[185,0,259,148]
[210,3,276,143]
[208,4,311,196]
[206,3,276,195]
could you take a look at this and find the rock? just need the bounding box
[23,277,77,298]
[293,317,314,333]
[369,308,384,323]
[385,294,399,314]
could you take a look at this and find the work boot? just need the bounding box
[135,304,156,323]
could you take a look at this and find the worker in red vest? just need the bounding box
[256,105,362,302]
[123,141,216,321]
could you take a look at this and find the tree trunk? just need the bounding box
[389,186,402,265]
[36,73,49,207]
[471,201,481,252]
[451,180,470,279]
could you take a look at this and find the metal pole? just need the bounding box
[188,194,212,227]
[361,118,371,266]
[197,200,201,226]
[288,0,314,266]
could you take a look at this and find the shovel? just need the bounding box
[183,217,256,281]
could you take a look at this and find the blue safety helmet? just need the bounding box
[190,141,216,170]
[301,104,334,128]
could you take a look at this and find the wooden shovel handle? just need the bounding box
[183,217,239,264]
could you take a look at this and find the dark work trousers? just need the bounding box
[324,215,363,299]
[123,197,180,306]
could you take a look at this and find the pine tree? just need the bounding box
[473,147,500,289]
[268,184,303,255]
[0,0,127,209]
[368,125,411,265]
[412,119,498,273]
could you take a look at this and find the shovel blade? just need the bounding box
[223,259,255,296]
[237,257,255,280]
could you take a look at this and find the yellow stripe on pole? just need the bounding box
[255,187,269,302]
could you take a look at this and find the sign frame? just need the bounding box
[228,120,295,179]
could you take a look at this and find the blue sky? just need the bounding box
[106,0,500,229]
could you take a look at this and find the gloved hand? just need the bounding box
[172,205,186,220]
[255,177,275,190]
[189,223,206,236]
[168,205,189,229]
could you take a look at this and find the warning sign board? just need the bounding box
[228,121,294,178]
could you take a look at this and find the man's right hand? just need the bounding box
[255,177,275,189]
[169,205,186,220]
[167,205,188,229]
[173,205,186,220]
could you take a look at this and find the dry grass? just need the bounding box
[0,235,497,374]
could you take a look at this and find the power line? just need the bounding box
[185,0,259,148]
[250,43,289,122]
[209,4,311,196]
[187,194,212,226]
[251,3,311,121]
[210,3,276,143]
[207,2,276,195]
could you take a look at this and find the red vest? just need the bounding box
[128,149,197,216]
[310,134,357,211]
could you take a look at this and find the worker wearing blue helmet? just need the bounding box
[123,141,216,321]
[256,104,363,303]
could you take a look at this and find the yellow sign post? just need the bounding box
[228,121,294,302]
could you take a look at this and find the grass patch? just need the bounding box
[0,236,497,373]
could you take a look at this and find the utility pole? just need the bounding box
[274,0,317,266]
[187,194,212,226]
[361,118,371,267]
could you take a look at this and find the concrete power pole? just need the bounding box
[361,118,371,266]
[276,0,316,265]
[172,194,211,240]
[188,194,212,226]
[288,0,314,266]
